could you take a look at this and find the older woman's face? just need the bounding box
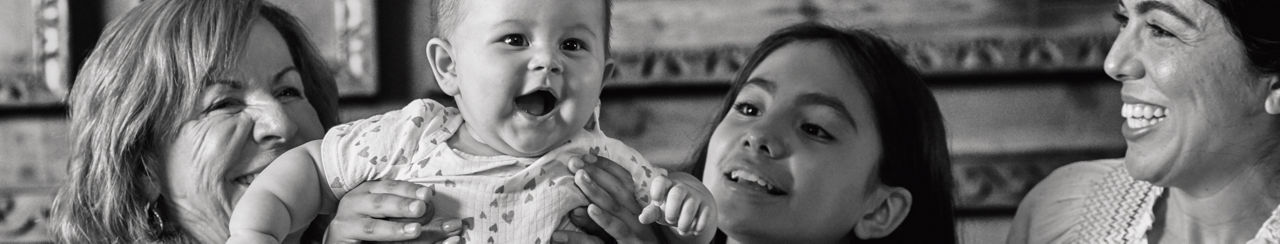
[703,41,883,243]
[1108,0,1275,186]
[161,18,324,225]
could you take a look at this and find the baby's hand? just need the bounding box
[638,173,715,237]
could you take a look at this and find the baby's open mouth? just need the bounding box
[514,90,558,116]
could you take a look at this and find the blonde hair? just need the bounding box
[49,0,338,242]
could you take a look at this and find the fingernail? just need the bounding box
[409,201,423,214]
[441,219,462,232]
[417,187,431,199]
[569,158,583,169]
[443,236,460,244]
[403,223,421,234]
[552,232,568,243]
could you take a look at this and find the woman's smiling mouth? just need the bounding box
[1122,103,1168,129]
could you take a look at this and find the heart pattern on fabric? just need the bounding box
[411,116,424,127]
[523,179,537,190]
[501,210,514,223]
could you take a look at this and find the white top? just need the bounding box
[317,99,665,244]
[1008,158,1280,244]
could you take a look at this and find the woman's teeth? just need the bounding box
[727,170,785,195]
[1121,103,1168,128]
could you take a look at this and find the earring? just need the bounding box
[146,199,167,238]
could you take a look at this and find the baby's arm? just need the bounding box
[227,141,332,243]
[639,172,717,244]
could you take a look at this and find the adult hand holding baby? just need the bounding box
[325,180,464,243]
[555,154,660,244]
[557,154,716,244]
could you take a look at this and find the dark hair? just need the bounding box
[434,0,614,57]
[688,22,957,244]
[1203,0,1280,75]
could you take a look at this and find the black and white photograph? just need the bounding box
[1,0,1278,243]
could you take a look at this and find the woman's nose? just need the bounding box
[251,102,299,148]
[1104,30,1146,82]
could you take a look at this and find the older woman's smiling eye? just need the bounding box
[501,34,528,47]
[733,102,760,116]
[800,123,833,140]
[204,99,245,113]
[561,38,588,51]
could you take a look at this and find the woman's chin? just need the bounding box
[1122,147,1176,185]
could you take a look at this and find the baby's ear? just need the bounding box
[427,38,460,96]
[602,58,616,84]
[852,186,912,240]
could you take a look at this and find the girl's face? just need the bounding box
[703,41,884,243]
[162,18,324,233]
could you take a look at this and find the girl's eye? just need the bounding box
[275,87,303,98]
[733,103,760,116]
[501,34,528,46]
[561,38,587,51]
[800,123,834,140]
[1147,24,1174,38]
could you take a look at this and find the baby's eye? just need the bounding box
[800,123,834,140]
[561,38,587,51]
[733,102,760,116]
[501,34,528,47]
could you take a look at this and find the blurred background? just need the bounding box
[0,0,1122,243]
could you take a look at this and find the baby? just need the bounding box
[226,0,715,243]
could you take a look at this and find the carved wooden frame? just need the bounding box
[608,35,1116,87]
[0,0,70,107]
[332,0,378,97]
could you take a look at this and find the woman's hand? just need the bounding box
[554,154,660,244]
[325,180,463,243]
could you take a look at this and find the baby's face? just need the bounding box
[447,0,609,157]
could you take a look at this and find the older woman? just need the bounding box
[553,23,958,244]
[48,0,455,243]
[1008,0,1280,243]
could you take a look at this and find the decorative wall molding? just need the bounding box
[0,188,55,242]
[951,150,1123,210]
[0,0,70,107]
[608,34,1116,87]
[332,0,378,97]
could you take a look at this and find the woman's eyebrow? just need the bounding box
[795,93,858,131]
[1135,0,1196,27]
[272,66,298,84]
[205,79,243,89]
